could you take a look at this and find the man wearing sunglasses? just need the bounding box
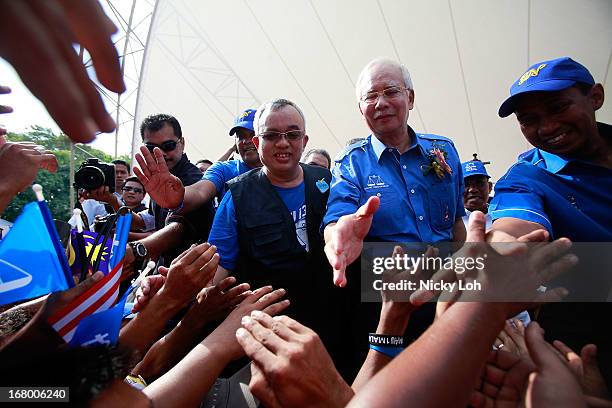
[121,176,147,213]
[125,114,214,272]
[134,108,263,216]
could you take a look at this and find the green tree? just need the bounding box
[3,126,131,222]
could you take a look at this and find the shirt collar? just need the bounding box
[370,126,421,162]
[536,149,571,174]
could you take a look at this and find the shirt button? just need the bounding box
[376,193,381,197]
[410,189,415,194]
[402,165,407,169]
[418,215,424,221]
[388,148,393,152]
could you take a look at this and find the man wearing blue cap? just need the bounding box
[490,57,612,385]
[461,158,492,229]
[134,108,263,213]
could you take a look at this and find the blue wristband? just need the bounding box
[369,344,404,358]
[168,200,184,213]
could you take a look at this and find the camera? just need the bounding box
[74,158,116,192]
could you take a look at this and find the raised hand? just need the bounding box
[553,340,610,399]
[134,146,184,209]
[324,196,380,287]
[0,0,124,143]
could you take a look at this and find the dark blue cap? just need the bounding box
[229,108,256,136]
[462,160,489,179]
[498,57,595,117]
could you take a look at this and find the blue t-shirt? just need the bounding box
[490,125,612,242]
[324,132,465,243]
[209,182,308,270]
[203,159,251,199]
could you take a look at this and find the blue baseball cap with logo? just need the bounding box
[498,57,595,118]
[229,108,257,136]
[462,160,489,179]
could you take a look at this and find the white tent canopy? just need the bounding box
[134,0,612,180]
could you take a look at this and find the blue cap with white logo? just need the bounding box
[462,160,489,179]
[498,57,595,118]
[229,108,257,136]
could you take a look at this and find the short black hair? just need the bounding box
[112,159,129,169]
[303,148,332,169]
[140,113,182,140]
[196,159,213,166]
[122,176,145,193]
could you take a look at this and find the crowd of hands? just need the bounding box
[1,0,611,406]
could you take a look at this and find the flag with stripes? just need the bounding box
[48,212,132,344]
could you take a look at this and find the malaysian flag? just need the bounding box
[49,212,132,344]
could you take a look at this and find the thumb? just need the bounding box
[466,211,486,243]
[356,195,380,218]
[158,266,169,277]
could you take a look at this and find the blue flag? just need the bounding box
[0,203,69,306]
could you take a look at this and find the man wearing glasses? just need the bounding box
[207,98,350,377]
[125,114,214,270]
[120,176,147,213]
[324,58,466,287]
[321,59,465,372]
[133,108,263,216]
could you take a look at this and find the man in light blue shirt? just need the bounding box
[324,58,466,287]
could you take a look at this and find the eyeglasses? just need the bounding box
[360,86,408,105]
[144,139,181,153]
[122,186,144,194]
[259,130,304,143]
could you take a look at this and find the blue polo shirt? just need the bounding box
[490,122,612,242]
[202,159,251,199]
[323,131,465,243]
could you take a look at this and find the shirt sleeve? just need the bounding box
[489,168,552,235]
[137,209,156,232]
[323,157,362,227]
[202,161,228,196]
[208,191,239,271]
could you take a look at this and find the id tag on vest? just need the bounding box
[316,178,329,193]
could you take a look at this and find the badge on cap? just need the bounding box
[316,178,329,193]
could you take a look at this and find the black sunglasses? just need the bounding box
[145,139,181,153]
[122,186,144,194]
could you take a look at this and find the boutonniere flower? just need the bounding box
[421,147,452,179]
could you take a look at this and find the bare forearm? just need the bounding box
[352,305,410,391]
[182,180,217,213]
[119,293,183,357]
[132,316,205,382]
[139,222,185,259]
[130,213,146,230]
[349,303,506,408]
[144,338,232,408]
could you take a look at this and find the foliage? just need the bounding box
[3,126,131,222]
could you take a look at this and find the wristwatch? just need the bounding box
[128,241,148,263]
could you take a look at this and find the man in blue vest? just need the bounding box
[490,56,612,385]
[208,98,351,377]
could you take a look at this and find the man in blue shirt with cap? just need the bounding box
[491,57,611,242]
[134,108,262,213]
[490,56,612,385]
[323,58,466,287]
[461,157,493,230]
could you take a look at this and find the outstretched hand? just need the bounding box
[0,0,124,143]
[134,146,185,209]
[324,196,379,287]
